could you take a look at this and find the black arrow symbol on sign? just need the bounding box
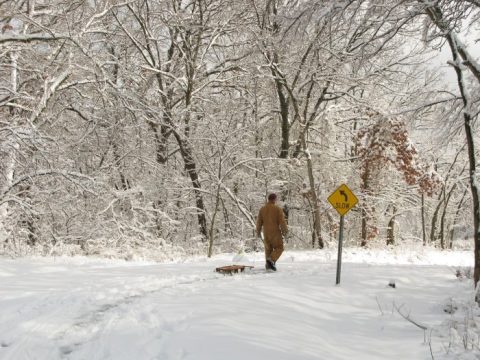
[339,190,348,202]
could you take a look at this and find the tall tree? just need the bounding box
[417,0,480,286]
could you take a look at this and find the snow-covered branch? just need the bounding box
[0,170,96,202]
[0,34,67,43]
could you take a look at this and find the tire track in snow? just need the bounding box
[1,271,222,360]
[0,293,81,360]
[55,266,323,359]
[53,271,234,358]
[1,263,319,359]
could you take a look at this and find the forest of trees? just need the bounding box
[0,0,479,279]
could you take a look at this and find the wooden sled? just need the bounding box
[215,264,254,275]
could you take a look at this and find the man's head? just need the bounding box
[268,193,277,202]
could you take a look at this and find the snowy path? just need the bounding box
[0,250,476,360]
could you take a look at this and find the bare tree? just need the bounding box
[418,0,480,286]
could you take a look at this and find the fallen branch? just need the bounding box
[375,296,384,316]
[395,303,428,330]
[394,302,428,343]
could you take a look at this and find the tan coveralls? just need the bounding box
[256,201,288,262]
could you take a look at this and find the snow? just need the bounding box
[0,248,478,360]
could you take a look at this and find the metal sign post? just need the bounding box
[336,215,344,285]
[328,184,358,285]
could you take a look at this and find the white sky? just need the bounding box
[430,19,480,90]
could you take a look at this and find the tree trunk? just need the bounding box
[386,205,396,246]
[221,197,234,237]
[464,113,480,286]
[439,184,456,249]
[430,195,443,246]
[148,122,171,165]
[425,4,480,287]
[208,185,221,258]
[421,194,427,246]
[0,52,18,244]
[174,133,208,241]
[208,156,223,257]
[300,132,323,249]
[361,208,368,247]
[450,188,469,249]
[360,164,370,247]
[271,64,290,159]
[112,140,130,191]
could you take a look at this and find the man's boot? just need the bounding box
[266,258,277,271]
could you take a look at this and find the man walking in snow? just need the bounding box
[256,193,288,271]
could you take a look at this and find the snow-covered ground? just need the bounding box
[0,248,478,360]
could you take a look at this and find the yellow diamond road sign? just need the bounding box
[328,184,358,216]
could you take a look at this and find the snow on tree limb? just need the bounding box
[0,170,96,202]
[0,34,67,43]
